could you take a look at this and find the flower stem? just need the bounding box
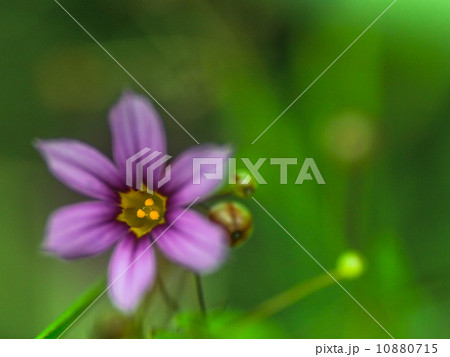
[157,274,179,312]
[194,273,207,316]
[243,270,339,322]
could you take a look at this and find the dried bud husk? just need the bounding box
[231,169,258,198]
[93,315,142,338]
[209,201,253,247]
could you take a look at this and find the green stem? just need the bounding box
[194,274,207,316]
[243,271,339,322]
[157,274,179,312]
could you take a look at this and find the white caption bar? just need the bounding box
[1,339,449,357]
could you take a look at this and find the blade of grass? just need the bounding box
[35,278,105,339]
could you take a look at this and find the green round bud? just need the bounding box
[336,250,365,279]
[208,201,253,247]
[232,169,258,198]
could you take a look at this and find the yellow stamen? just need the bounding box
[149,211,160,221]
[117,188,167,238]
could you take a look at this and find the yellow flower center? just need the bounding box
[117,188,167,238]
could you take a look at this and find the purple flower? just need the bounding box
[36,91,231,312]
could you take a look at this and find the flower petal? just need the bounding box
[109,91,167,182]
[108,234,156,312]
[153,209,228,272]
[35,139,123,200]
[160,145,232,207]
[43,201,127,259]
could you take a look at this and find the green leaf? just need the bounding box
[35,278,105,339]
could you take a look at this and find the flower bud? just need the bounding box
[231,169,258,198]
[208,201,253,247]
[336,250,365,279]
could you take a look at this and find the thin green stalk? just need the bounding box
[243,271,339,322]
[194,273,207,316]
[157,274,179,312]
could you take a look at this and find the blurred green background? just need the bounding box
[1,0,449,338]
